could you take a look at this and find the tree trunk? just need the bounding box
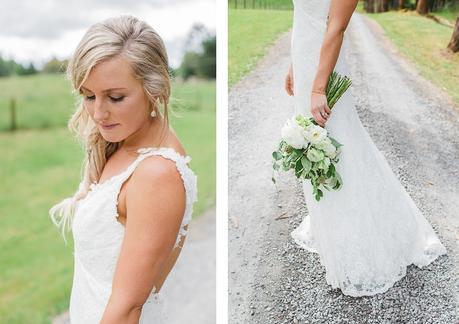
[398,0,405,9]
[417,0,429,14]
[365,0,374,13]
[365,0,390,13]
[447,17,459,53]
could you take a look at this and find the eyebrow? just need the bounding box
[80,86,127,93]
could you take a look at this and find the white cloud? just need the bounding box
[0,0,215,68]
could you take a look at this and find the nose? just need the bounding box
[93,98,109,122]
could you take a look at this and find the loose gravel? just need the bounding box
[229,13,458,324]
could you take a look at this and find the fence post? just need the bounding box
[9,97,17,131]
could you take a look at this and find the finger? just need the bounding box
[313,111,326,126]
[324,104,331,114]
[289,83,294,96]
[317,111,327,125]
[285,78,292,96]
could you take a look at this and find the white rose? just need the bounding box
[281,118,307,149]
[305,124,328,145]
[315,137,331,150]
[323,143,336,157]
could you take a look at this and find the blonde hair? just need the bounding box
[49,15,171,243]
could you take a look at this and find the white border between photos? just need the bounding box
[216,0,228,323]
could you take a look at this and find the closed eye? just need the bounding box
[85,95,95,101]
[109,96,125,102]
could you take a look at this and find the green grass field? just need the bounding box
[229,9,293,86]
[433,6,459,23]
[364,10,459,105]
[0,74,215,322]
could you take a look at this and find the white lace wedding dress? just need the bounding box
[68,147,197,323]
[290,0,447,297]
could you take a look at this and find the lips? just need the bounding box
[100,123,120,130]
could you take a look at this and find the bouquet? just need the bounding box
[272,71,352,201]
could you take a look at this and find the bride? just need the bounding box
[49,15,197,322]
[284,0,446,297]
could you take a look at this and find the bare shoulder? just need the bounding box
[130,154,185,192]
[124,154,186,230]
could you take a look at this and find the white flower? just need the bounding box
[323,143,337,157]
[281,118,308,149]
[315,137,332,150]
[305,124,328,145]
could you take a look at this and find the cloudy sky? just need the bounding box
[0,0,215,68]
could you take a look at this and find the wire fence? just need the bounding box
[228,0,293,10]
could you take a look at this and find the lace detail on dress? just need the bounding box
[289,0,447,297]
[135,147,198,247]
[69,146,198,323]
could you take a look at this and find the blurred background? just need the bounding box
[229,0,459,105]
[0,0,215,323]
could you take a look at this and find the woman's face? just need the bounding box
[81,55,151,143]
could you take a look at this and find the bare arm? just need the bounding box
[100,157,186,324]
[310,0,358,126]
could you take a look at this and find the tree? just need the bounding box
[178,24,216,80]
[365,0,390,13]
[447,16,459,52]
[0,57,11,77]
[17,62,37,76]
[397,0,405,9]
[197,36,216,79]
[180,52,200,80]
[416,0,429,14]
[42,57,68,73]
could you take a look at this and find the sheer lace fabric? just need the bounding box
[69,147,198,323]
[290,0,446,297]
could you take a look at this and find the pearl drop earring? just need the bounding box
[150,109,157,117]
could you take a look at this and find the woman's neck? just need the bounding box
[121,116,168,153]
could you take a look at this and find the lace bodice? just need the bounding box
[69,146,198,323]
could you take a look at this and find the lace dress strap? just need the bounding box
[115,147,198,248]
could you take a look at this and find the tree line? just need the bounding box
[364,0,457,13]
[0,24,216,80]
[364,0,459,52]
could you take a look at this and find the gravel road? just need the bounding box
[228,13,458,324]
[52,208,215,324]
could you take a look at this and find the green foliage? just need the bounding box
[16,63,38,76]
[0,56,38,77]
[180,52,201,80]
[179,36,216,80]
[178,24,216,80]
[433,5,459,23]
[42,57,68,74]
